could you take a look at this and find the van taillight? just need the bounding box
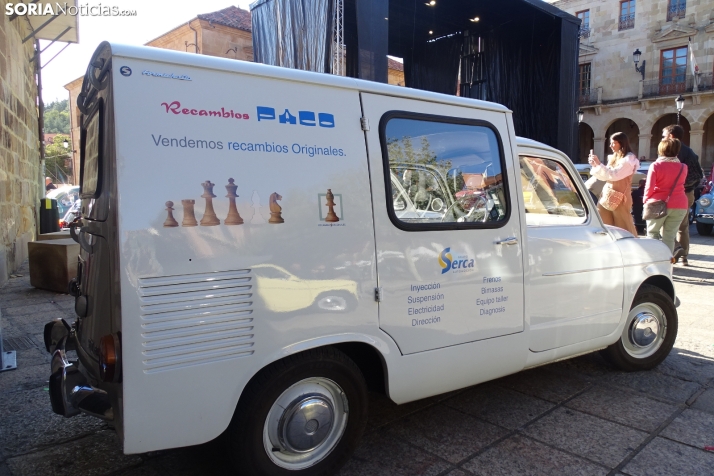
[99,334,121,382]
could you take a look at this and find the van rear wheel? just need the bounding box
[227,347,368,475]
[600,284,677,371]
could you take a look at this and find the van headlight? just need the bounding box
[699,197,712,208]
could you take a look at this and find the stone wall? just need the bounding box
[0,2,42,284]
[553,0,714,168]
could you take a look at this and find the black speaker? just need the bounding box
[39,198,60,234]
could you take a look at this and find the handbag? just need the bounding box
[642,164,685,220]
[599,186,625,211]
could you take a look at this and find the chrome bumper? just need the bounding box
[44,319,113,420]
[696,213,714,220]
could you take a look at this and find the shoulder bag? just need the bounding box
[642,164,685,220]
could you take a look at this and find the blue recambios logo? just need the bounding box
[257,107,335,128]
[439,247,475,274]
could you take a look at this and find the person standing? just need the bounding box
[644,138,688,253]
[662,125,703,266]
[45,177,57,193]
[588,132,639,235]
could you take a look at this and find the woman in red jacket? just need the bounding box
[644,138,688,253]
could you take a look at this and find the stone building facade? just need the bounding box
[0,2,42,283]
[553,0,714,171]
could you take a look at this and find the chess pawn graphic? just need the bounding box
[325,189,340,222]
[268,192,284,224]
[163,201,179,227]
[224,178,244,225]
[200,180,221,226]
[181,199,198,227]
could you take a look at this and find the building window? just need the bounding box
[660,46,687,95]
[576,10,590,38]
[579,63,591,96]
[619,1,635,31]
[667,0,686,21]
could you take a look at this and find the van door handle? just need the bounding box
[77,227,94,254]
[495,237,519,246]
[593,230,609,236]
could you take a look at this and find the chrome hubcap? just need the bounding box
[264,378,348,470]
[622,303,666,359]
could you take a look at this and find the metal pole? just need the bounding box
[677,111,681,125]
[0,310,18,372]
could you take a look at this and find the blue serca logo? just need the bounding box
[439,248,453,274]
[439,247,474,274]
[119,66,132,77]
[257,107,335,128]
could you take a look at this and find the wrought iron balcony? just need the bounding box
[579,89,598,106]
[578,26,590,39]
[618,13,635,31]
[642,73,713,99]
[667,5,686,21]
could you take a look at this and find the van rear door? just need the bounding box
[361,93,525,355]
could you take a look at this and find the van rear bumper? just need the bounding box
[44,319,113,420]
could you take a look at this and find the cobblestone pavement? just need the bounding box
[1,228,713,476]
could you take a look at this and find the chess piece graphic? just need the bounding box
[163,201,179,227]
[325,189,340,222]
[268,192,284,224]
[200,180,221,226]
[181,199,198,227]
[224,178,244,225]
[250,190,266,224]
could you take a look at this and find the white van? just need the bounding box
[45,42,677,475]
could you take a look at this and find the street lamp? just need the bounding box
[62,139,69,149]
[577,109,585,123]
[675,95,685,125]
[633,48,645,80]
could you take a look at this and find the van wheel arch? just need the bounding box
[639,275,674,301]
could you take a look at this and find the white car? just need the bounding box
[45,42,677,475]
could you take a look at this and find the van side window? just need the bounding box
[80,106,101,198]
[519,156,587,226]
[383,117,508,228]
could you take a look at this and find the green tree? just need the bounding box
[43,99,70,133]
[44,134,71,184]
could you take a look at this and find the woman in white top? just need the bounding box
[588,132,640,235]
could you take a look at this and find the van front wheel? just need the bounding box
[600,284,677,371]
[227,348,368,475]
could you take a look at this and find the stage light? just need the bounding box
[426,0,435,6]
[470,17,480,22]
[429,30,433,34]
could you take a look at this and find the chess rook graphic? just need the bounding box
[162,179,283,228]
[325,189,340,222]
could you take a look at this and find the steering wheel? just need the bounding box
[440,194,489,223]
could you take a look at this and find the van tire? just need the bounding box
[227,347,368,476]
[696,222,713,236]
[600,284,677,371]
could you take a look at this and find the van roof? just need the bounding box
[105,42,512,115]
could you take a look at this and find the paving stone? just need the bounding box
[117,440,234,475]
[0,386,106,457]
[600,369,701,404]
[622,437,714,476]
[1,302,59,317]
[5,430,142,476]
[462,434,607,476]
[444,383,555,430]
[337,429,452,476]
[660,409,714,449]
[690,388,714,414]
[444,470,470,476]
[523,407,647,468]
[494,367,592,403]
[655,349,714,385]
[565,386,679,432]
[366,391,444,432]
[387,404,508,464]
[547,352,614,378]
[0,362,48,393]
